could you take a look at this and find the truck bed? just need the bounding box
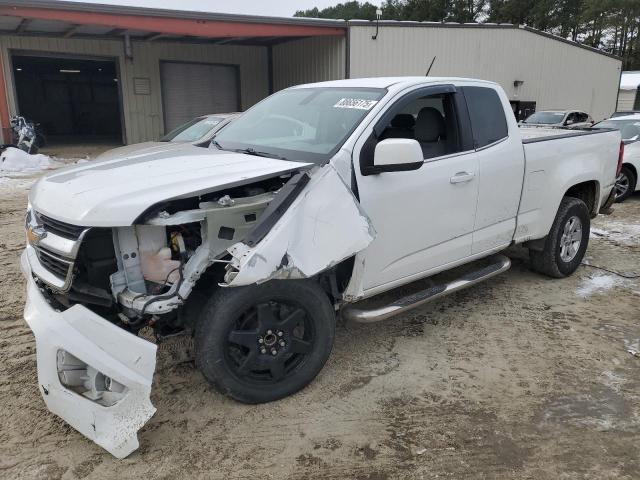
[519,126,615,143]
[515,126,620,245]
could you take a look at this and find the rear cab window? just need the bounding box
[462,86,509,149]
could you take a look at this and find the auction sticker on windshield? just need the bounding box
[334,98,379,110]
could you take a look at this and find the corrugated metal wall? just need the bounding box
[0,35,269,144]
[617,89,637,111]
[349,25,622,121]
[272,36,345,91]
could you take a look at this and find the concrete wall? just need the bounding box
[349,24,622,121]
[272,36,346,91]
[0,35,269,144]
[617,89,637,111]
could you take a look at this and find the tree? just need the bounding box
[295,1,380,20]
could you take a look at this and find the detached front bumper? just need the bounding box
[21,250,157,458]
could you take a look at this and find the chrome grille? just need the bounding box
[36,213,86,240]
[27,210,89,291]
[36,247,73,280]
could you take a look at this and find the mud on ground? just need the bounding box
[1,181,639,480]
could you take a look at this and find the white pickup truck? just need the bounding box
[22,77,622,457]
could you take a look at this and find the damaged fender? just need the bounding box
[225,165,376,286]
[22,252,156,459]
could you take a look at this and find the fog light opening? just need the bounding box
[56,350,127,406]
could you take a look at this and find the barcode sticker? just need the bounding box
[334,98,379,110]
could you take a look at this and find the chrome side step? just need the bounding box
[342,255,511,323]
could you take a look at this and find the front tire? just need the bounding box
[195,280,335,404]
[530,197,590,278]
[614,165,636,203]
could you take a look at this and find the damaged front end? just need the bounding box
[21,163,374,458]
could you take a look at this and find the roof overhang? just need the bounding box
[0,1,346,45]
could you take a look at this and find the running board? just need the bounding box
[342,255,511,323]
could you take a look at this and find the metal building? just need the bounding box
[617,71,640,112]
[0,0,622,147]
[349,22,621,123]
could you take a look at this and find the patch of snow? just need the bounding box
[575,273,624,297]
[0,176,36,191]
[589,227,609,238]
[600,370,624,392]
[0,147,60,174]
[590,220,640,247]
[624,338,640,355]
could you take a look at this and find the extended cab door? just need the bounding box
[353,85,479,293]
[462,86,525,254]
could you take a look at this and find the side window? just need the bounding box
[576,112,588,123]
[463,86,508,148]
[377,93,463,160]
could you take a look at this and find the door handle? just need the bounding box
[450,171,475,184]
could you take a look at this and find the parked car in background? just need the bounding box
[521,110,594,129]
[593,114,640,202]
[611,111,640,118]
[96,113,239,160]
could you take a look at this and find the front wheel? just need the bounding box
[529,197,590,278]
[195,280,336,404]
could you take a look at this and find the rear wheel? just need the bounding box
[529,197,590,278]
[195,280,335,404]
[614,165,636,203]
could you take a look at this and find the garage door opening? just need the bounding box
[161,61,240,133]
[12,54,123,147]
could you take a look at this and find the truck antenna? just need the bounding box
[426,56,437,76]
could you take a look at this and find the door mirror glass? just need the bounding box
[374,138,424,171]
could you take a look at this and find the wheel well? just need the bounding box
[623,162,638,182]
[564,181,598,217]
[317,256,356,304]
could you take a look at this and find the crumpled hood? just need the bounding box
[30,146,311,227]
[94,142,189,161]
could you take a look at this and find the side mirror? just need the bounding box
[564,119,574,126]
[373,138,424,172]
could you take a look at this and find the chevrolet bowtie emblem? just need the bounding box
[26,225,47,246]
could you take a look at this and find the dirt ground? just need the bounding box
[1,177,639,480]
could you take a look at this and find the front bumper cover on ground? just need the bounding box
[21,250,157,458]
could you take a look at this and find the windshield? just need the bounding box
[161,116,226,142]
[213,87,387,164]
[593,118,640,142]
[523,112,566,124]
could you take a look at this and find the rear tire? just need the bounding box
[195,280,335,404]
[614,165,636,203]
[530,197,590,278]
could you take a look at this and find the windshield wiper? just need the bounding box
[211,139,224,150]
[234,147,288,161]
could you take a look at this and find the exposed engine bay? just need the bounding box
[34,173,298,336]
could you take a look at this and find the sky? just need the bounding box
[63,0,349,17]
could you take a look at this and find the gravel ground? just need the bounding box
[0,177,638,480]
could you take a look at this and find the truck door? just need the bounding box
[461,86,525,255]
[353,85,480,293]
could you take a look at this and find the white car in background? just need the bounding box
[594,114,640,202]
[97,113,239,160]
[521,110,594,129]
